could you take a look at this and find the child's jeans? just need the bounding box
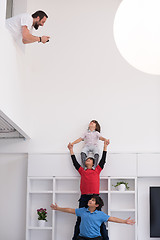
[81,145,99,168]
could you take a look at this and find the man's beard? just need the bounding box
[34,23,39,30]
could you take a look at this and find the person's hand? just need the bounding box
[41,36,50,43]
[105,139,110,146]
[50,203,58,211]
[125,217,135,225]
[67,142,73,150]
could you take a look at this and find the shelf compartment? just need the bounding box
[55,178,79,191]
[110,193,135,210]
[55,192,80,208]
[108,210,135,240]
[100,178,108,191]
[27,229,52,240]
[29,178,53,192]
[27,193,52,228]
[108,222,135,240]
[54,211,76,240]
[54,193,80,240]
[110,178,135,191]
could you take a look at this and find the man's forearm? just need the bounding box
[22,33,40,44]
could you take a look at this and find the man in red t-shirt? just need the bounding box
[68,140,110,240]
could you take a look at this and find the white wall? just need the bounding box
[1,0,160,153]
[0,4,29,239]
[0,0,30,138]
[0,154,27,240]
[12,0,27,16]
[1,0,7,23]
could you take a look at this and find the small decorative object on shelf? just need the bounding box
[37,208,47,227]
[113,181,129,191]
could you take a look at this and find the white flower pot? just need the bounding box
[117,184,126,191]
[38,220,46,227]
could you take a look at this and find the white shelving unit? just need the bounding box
[26,177,54,240]
[26,176,137,240]
[108,177,137,240]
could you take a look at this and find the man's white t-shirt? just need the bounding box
[6,13,33,40]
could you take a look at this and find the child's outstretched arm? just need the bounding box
[108,216,135,225]
[72,137,83,145]
[99,136,107,142]
[50,203,75,215]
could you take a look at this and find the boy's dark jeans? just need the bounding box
[72,194,109,240]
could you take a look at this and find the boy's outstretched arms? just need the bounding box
[50,203,135,224]
[108,216,135,225]
[50,203,75,215]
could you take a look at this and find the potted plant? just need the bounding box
[113,181,129,191]
[37,208,47,227]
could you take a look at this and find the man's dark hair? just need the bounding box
[92,195,104,210]
[32,10,48,20]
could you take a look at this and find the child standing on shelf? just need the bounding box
[50,195,135,240]
[68,140,110,240]
[71,120,108,168]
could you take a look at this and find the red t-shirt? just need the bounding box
[78,165,102,194]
